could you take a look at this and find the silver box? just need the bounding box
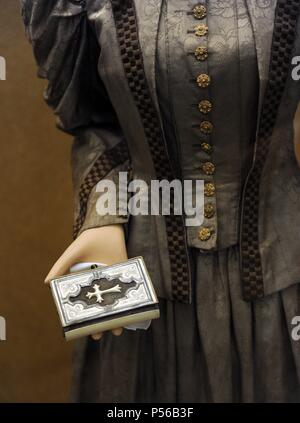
[50,257,159,340]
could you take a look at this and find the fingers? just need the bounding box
[112,328,123,336]
[91,328,124,341]
[91,333,103,341]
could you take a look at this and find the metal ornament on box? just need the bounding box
[50,257,158,328]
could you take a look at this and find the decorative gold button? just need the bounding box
[201,142,213,153]
[193,4,207,20]
[201,162,215,175]
[197,74,211,88]
[194,24,208,37]
[198,227,213,241]
[204,203,215,219]
[198,100,213,114]
[200,121,213,134]
[195,46,208,61]
[204,182,215,197]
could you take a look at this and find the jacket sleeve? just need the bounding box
[21,0,131,239]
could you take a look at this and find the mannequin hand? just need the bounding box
[45,225,128,341]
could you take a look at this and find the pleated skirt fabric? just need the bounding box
[72,245,300,403]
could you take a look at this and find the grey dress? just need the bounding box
[71,0,300,403]
[21,0,300,403]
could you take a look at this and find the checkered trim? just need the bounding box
[111,0,191,303]
[73,142,129,239]
[241,0,300,301]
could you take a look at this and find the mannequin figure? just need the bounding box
[23,0,300,402]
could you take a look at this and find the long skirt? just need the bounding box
[71,245,300,403]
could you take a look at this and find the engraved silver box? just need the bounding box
[50,257,160,340]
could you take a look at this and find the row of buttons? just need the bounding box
[191,3,216,242]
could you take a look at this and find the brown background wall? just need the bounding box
[0,0,73,402]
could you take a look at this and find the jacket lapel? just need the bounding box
[246,0,277,120]
[133,0,163,114]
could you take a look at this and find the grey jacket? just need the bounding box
[22,0,300,303]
